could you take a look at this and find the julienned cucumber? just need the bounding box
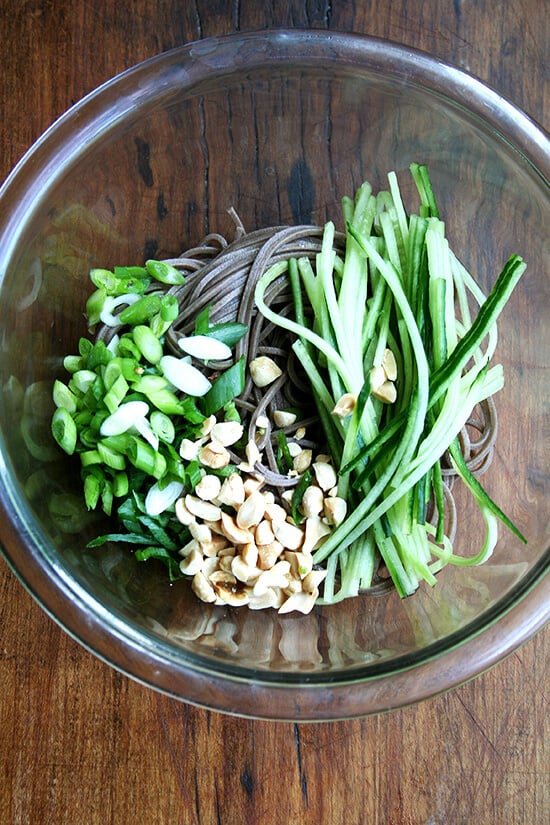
[254,163,526,601]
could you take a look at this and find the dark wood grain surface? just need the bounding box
[1,3,548,824]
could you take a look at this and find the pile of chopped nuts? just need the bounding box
[174,410,347,614]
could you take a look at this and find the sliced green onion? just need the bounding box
[97,441,126,470]
[133,324,163,364]
[150,411,176,443]
[83,470,102,510]
[160,354,212,396]
[86,287,107,325]
[63,355,84,374]
[80,449,101,467]
[70,369,97,395]
[103,373,129,414]
[145,259,186,285]
[118,293,161,325]
[112,471,129,498]
[52,380,78,413]
[51,407,77,454]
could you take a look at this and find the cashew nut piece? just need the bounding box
[195,473,222,502]
[323,496,347,526]
[271,518,304,551]
[312,460,337,492]
[382,347,398,381]
[249,356,283,387]
[300,485,324,517]
[199,441,231,468]
[217,472,246,508]
[236,490,266,529]
[179,547,203,576]
[211,420,244,446]
[185,494,222,522]
[332,393,357,418]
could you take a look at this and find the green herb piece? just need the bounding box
[205,321,248,347]
[291,469,313,524]
[201,356,246,417]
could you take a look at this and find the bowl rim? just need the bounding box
[0,28,548,720]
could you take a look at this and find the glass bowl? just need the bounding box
[0,30,548,721]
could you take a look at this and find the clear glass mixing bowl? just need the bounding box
[0,30,548,720]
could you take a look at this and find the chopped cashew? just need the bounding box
[302,568,328,594]
[199,441,231,468]
[300,485,324,517]
[201,556,221,579]
[217,472,246,507]
[287,441,302,458]
[271,519,304,551]
[248,587,285,610]
[273,410,297,427]
[264,501,287,522]
[369,365,386,393]
[179,548,203,575]
[201,534,230,558]
[179,437,201,461]
[220,511,254,545]
[231,554,261,584]
[236,490,266,529]
[253,560,291,595]
[257,540,283,570]
[323,496,347,526]
[293,448,313,474]
[188,521,212,545]
[332,393,357,418]
[382,347,397,381]
[192,571,217,603]
[284,550,313,579]
[255,519,275,546]
[185,494,222,522]
[312,460,337,492]
[195,474,222,501]
[241,541,259,568]
[172,411,355,615]
[179,537,200,558]
[249,356,282,387]
[175,496,195,525]
[302,515,332,555]
[372,380,397,404]
[278,589,318,615]
[211,420,244,446]
[200,414,217,436]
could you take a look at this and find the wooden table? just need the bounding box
[1,3,548,823]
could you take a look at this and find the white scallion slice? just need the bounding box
[133,415,159,451]
[100,293,141,327]
[100,400,150,436]
[106,333,120,354]
[145,480,185,516]
[159,355,211,397]
[177,334,232,362]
